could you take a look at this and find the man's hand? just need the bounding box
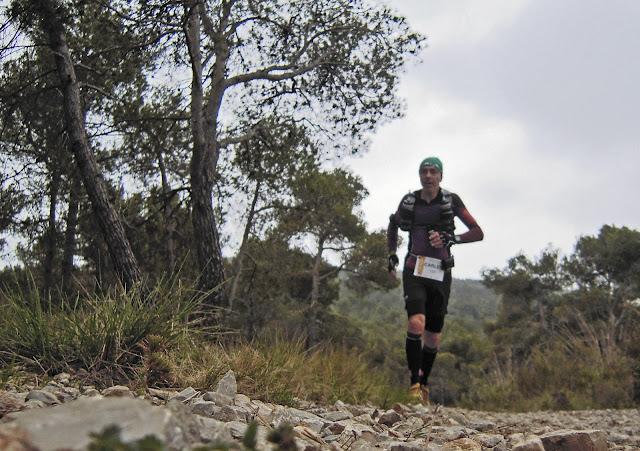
[428,230,444,248]
[388,254,399,273]
[429,231,458,248]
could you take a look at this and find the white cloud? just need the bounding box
[387,0,533,48]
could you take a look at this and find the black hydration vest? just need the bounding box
[396,189,455,234]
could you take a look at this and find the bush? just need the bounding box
[463,333,635,411]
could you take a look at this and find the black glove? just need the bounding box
[440,232,458,247]
[388,254,399,272]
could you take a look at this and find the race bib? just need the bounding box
[413,256,444,281]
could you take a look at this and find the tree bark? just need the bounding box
[61,172,81,294]
[42,167,60,298]
[35,0,143,289]
[306,236,325,346]
[229,179,262,308]
[156,150,176,273]
[185,2,226,304]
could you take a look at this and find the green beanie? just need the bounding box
[419,156,443,173]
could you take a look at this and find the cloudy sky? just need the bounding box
[345,0,640,279]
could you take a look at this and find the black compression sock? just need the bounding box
[405,332,422,385]
[420,345,438,385]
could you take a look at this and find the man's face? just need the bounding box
[419,165,442,190]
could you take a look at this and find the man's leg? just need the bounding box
[406,314,425,385]
[420,329,441,386]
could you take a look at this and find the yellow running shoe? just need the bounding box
[420,384,430,405]
[408,383,423,403]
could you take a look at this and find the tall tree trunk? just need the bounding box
[229,180,262,309]
[156,150,176,272]
[310,237,325,308]
[43,168,60,298]
[61,172,81,294]
[185,2,226,304]
[35,0,143,289]
[307,237,325,346]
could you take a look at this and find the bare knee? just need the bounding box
[407,314,425,335]
[423,331,441,350]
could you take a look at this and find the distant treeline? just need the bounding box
[336,224,640,410]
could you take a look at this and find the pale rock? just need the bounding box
[609,431,631,443]
[43,385,75,403]
[337,421,377,443]
[512,437,545,451]
[294,425,325,447]
[81,386,100,396]
[251,400,274,418]
[323,434,341,443]
[391,416,424,435]
[447,410,469,426]
[102,385,134,398]
[197,417,233,444]
[471,432,504,447]
[271,406,325,434]
[23,400,47,410]
[438,425,470,441]
[234,393,251,406]
[53,373,71,384]
[507,433,528,443]
[539,429,608,451]
[211,405,246,423]
[226,420,248,439]
[349,438,378,450]
[164,399,205,448]
[0,397,201,451]
[148,388,175,400]
[442,437,481,450]
[334,400,349,411]
[387,440,429,451]
[0,424,40,451]
[171,386,198,403]
[321,410,353,422]
[0,392,26,417]
[353,413,376,426]
[378,410,403,427]
[467,420,495,432]
[191,401,220,417]
[25,390,58,405]
[203,391,233,406]
[216,370,237,398]
[326,422,346,435]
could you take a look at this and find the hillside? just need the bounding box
[334,275,499,333]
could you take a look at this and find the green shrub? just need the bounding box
[463,333,635,411]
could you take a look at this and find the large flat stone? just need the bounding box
[0,397,200,451]
[540,429,608,451]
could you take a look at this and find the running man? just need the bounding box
[387,156,483,404]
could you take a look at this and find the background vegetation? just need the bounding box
[0,1,638,411]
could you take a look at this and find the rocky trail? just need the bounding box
[0,371,638,450]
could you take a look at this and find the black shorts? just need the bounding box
[403,270,452,333]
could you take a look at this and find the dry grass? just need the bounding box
[167,335,404,407]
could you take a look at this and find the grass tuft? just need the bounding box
[0,278,206,383]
